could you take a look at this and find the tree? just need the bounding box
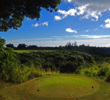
[27,45,38,49]
[17,43,27,49]
[0,0,61,32]
[73,42,77,47]
[6,43,15,48]
[0,38,5,49]
[65,42,73,49]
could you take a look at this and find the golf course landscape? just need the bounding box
[1,46,110,100]
[0,74,110,100]
[1,0,110,100]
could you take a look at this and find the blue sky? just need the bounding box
[1,0,110,47]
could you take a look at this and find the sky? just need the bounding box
[1,0,110,47]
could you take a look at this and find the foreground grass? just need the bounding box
[0,74,110,100]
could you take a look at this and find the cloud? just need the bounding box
[54,16,62,21]
[66,28,77,33]
[7,38,110,47]
[58,8,77,16]
[6,34,110,47]
[54,5,88,20]
[100,19,110,28]
[85,30,90,32]
[67,0,73,3]
[105,19,110,28]
[32,23,39,27]
[67,0,110,11]
[82,11,100,21]
[65,0,110,11]
[100,24,104,28]
[77,4,89,15]
[74,35,110,39]
[94,28,98,31]
[63,0,110,21]
[32,22,48,27]
[42,22,48,26]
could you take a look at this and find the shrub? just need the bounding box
[80,65,99,77]
[98,63,110,76]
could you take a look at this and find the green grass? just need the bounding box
[14,50,54,53]
[0,74,110,100]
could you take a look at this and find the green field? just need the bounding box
[14,50,54,53]
[0,74,110,100]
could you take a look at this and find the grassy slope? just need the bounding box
[0,74,110,100]
[0,81,13,100]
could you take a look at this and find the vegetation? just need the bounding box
[0,0,61,31]
[14,50,54,53]
[1,39,110,83]
[1,39,110,99]
[0,38,58,83]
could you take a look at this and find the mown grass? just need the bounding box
[1,74,110,100]
[26,74,99,99]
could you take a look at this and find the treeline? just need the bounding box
[6,42,110,57]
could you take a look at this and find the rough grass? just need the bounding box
[0,74,110,100]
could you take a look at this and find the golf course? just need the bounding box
[1,0,110,99]
[0,74,110,100]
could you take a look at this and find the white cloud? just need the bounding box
[32,23,39,27]
[54,5,88,21]
[94,28,98,31]
[67,0,73,3]
[63,0,110,21]
[32,21,48,27]
[7,38,110,47]
[105,19,110,28]
[58,9,77,16]
[54,8,77,20]
[42,22,48,26]
[100,24,104,28]
[82,11,100,21]
[74,35,110,39]
[66,28,77,33]
[100,19,110,28]
[77,4,89,15]
[65,0,110,11]
[85,30,90,32]
[54,16,62,21]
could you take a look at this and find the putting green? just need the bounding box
[25,74,99,98]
